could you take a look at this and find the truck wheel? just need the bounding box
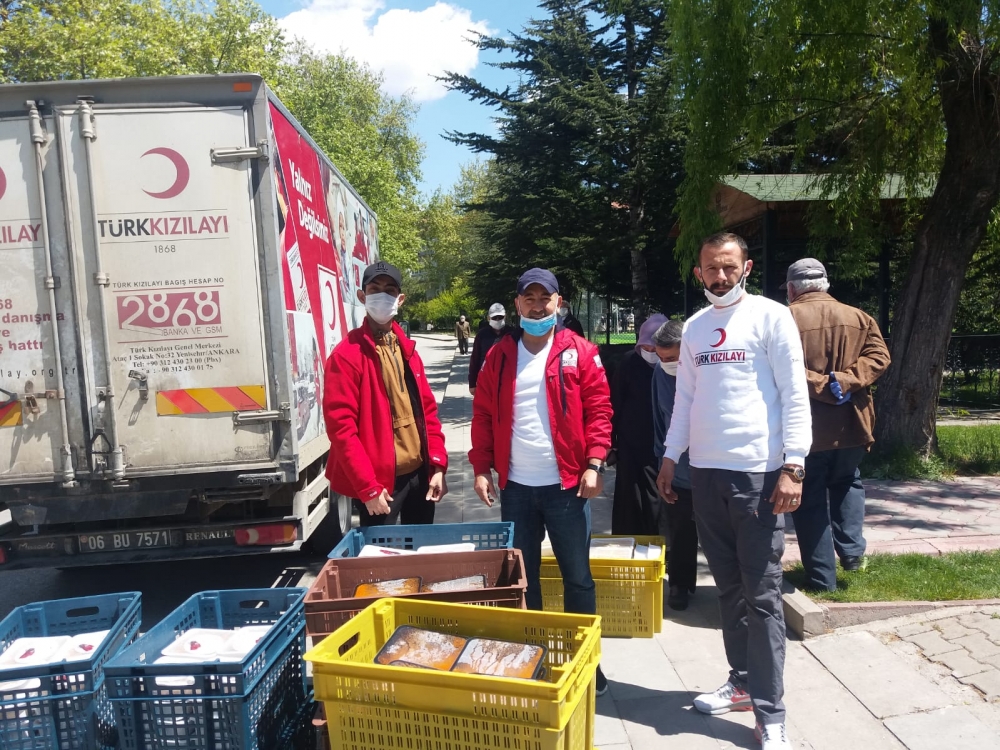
[305,493,352,556]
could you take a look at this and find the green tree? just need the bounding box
[0,0,284,82]
[671,0,1000,456]
[443,0,686,323]
[275,45,424,270]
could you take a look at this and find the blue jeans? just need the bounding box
[798,446,868,591]
[500,481,596,615]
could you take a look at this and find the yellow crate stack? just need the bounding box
[305,598,602,750]
[540,534,667,638]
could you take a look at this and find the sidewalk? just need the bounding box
[413,334,1000,749]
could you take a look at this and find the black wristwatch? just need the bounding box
[781,465,805,482]
[587,463,606,475]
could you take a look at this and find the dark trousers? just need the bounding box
[797,446,868,590]
[690,467,786,726]
[358,468,434,527]
[664,484,699,591]
[500,481,596,615]
[458,338,469,354]
[611,458,666,537]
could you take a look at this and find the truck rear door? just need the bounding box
[57,103,277,476]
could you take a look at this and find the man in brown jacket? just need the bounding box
[784,259,891,591]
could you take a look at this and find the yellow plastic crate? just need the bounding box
[541,534,666,638]
[305,598,601,750]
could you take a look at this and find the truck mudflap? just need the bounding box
[0,517,303,570]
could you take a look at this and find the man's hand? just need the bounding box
[426,468,447,502]
[365,489,392,516]
[770,470,803,514]
[474,473,497,507]
[656,457,678,503]
[469,387,476,396]
[577,468,602,498]
[829,373,851,405]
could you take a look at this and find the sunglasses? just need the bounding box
[490,316,504,321]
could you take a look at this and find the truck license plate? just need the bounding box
[78,530,174,554]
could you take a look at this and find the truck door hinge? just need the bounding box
[232,402,290,426]
[211,140,269,165]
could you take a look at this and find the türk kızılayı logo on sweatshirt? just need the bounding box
[695,327,746,366]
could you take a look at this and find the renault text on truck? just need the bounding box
[0,75,377,568]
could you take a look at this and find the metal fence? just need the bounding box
[942,335,1000,408]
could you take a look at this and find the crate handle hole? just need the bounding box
[338,633,359,656]
[66,606,100,617]
[239,599,269,609]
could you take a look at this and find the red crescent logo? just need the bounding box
[710,328,727,348]
[0,167,6,201]
[325,280,337,330]
[141,147,190,199]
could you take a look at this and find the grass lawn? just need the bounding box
[784,551,1000,603]
[862,424,1000,479]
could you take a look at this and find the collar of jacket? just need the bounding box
[789,291,835,306]
[506,327,579,361]
[358,319,415,359]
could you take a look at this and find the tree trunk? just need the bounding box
[873,20,1000,456]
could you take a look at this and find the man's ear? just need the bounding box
[396,293,406,307]
[356,289,366,304]
[693,266,703,284]
[744,259,754,275]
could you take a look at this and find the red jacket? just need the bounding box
[469,329,612,490]
[323,321,448,502]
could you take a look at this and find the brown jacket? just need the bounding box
[455,320,471,340]
[788,291,891,452]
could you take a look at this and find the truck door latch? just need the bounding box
[128,369,149,400]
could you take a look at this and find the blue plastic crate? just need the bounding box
[105,589,306,750]
[328,521,514,559]
[0,591,142,750]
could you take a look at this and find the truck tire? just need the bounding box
[305,492,352,556]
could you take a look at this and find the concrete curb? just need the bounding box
[782,588,1000,637]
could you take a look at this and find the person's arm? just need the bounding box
[579,343,613,463]
[651,368,667,460]
[664,335,694,462]
[468,335,484,388]
[322,350,381,501]
[468,346,499,476]
[833,316,891,393]
[768,308,813,466]
[608,355,627,452]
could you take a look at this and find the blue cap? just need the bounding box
[517,268,559,295]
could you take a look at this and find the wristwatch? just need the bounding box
[781,465,805,482]
[587,463,606,475]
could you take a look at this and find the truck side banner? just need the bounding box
[269,103,378,444]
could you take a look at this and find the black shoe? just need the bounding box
[595,666,608,697]
[841,556,865,572]
[668,585,690,611]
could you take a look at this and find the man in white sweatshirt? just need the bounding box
[656,232,811,750]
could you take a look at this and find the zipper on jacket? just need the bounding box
[558,355,568,415]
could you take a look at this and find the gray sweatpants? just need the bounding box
[690,467,786,726]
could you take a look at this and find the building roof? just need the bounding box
[721,174,935,202]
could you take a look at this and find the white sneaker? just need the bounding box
[692,680,752,715]
[754,722,791,750]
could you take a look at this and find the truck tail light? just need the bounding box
[234,524,298,547]
[0,545,7,564]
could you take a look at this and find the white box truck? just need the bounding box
[0,75,380,567]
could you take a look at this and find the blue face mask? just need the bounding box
[520,312,557,337]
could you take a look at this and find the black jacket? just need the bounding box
[610,350,657,465]
[468,325,515,387]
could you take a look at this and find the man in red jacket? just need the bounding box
[323,261,448,526]
[469,267,613,694]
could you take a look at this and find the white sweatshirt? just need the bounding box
[664,294,812,472]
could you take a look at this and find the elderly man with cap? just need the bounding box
[469,303,515,395]
[455,315,472,354]
[470,267,613,695]
[784,258,891,590]
[609,313,670,536]
[323,260,448,527]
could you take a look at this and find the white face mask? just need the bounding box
[703,263,749,307]
[660,360,679,376]
[639,349,660,366]
[364,292,399,324]
[489,318,504,331]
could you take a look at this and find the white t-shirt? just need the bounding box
[508,338,561,486]
[664,294,812,472]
